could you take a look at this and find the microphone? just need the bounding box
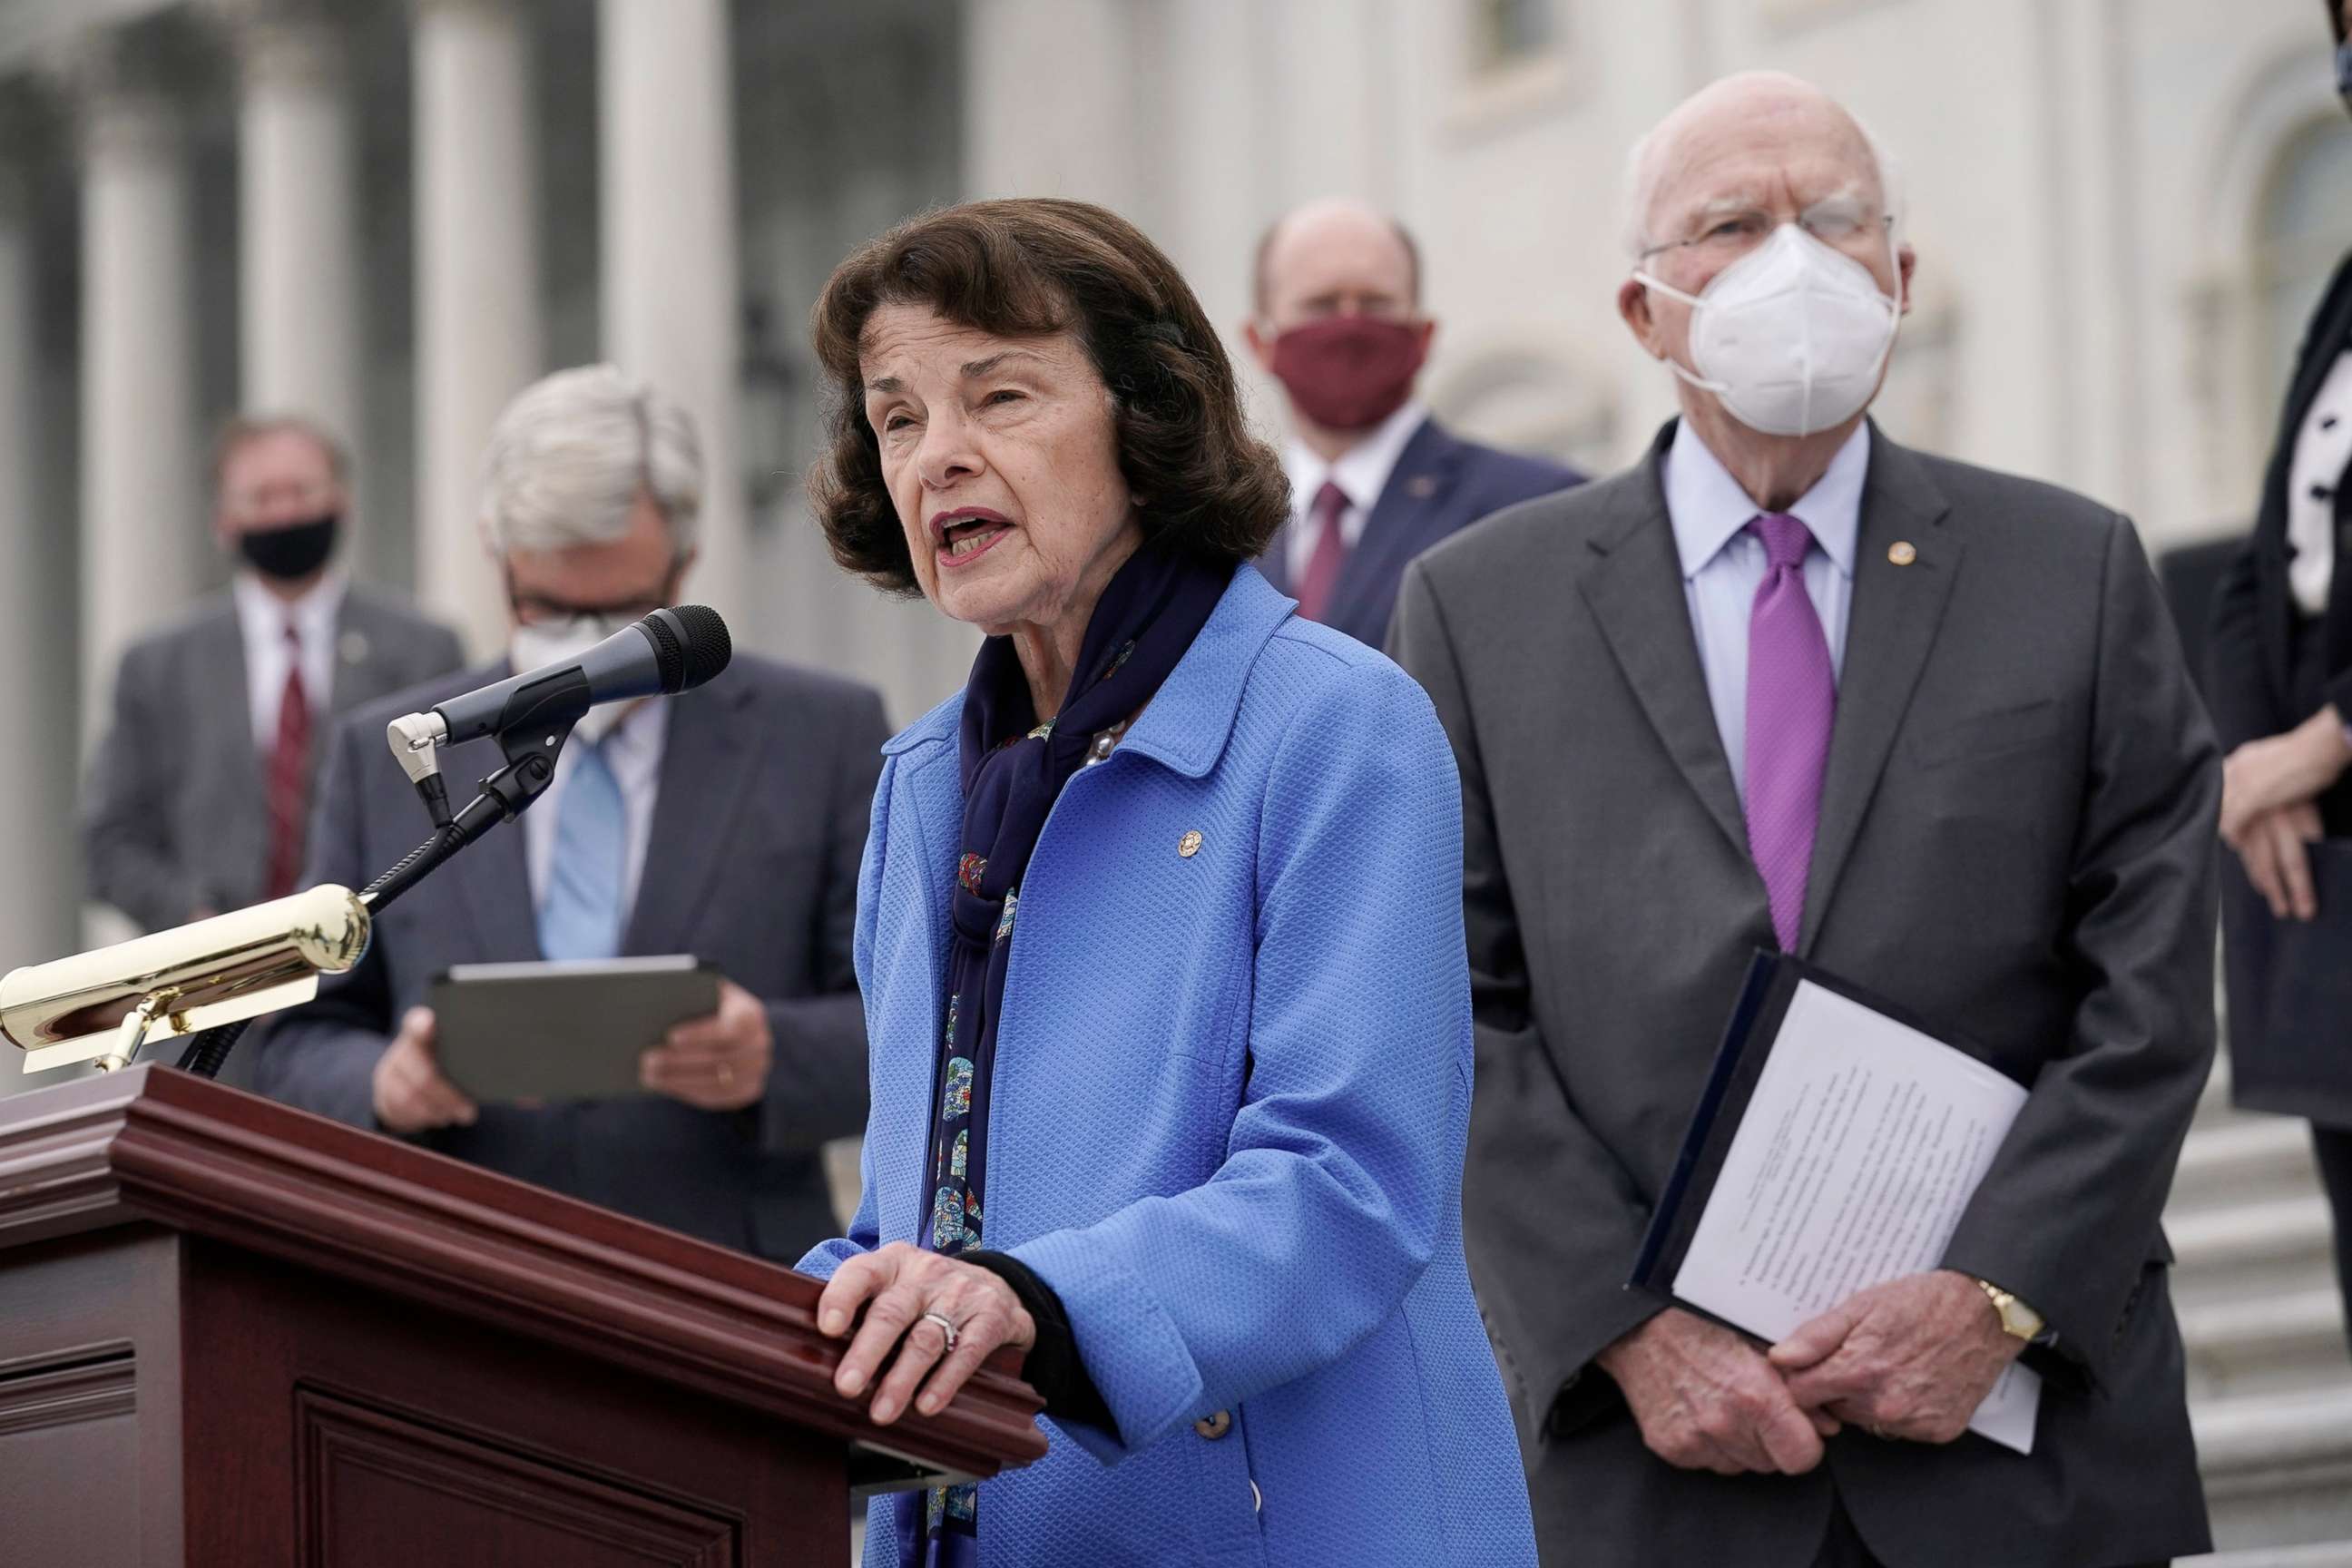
[388,605,731,798]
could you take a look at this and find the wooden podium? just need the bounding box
[0,1066,1044,1566]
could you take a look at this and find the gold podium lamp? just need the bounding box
[0,886,370,1073]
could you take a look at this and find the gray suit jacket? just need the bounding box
[250,654,889,1264]
[82,585,466,934]
[1390,422,2220,1568]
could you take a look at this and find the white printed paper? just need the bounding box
[1671,980,2042,1453]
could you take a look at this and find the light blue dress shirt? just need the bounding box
[1664,420,1869,796]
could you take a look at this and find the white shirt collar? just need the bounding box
[231,569,348,749]
[1664,421,1869,582]
[232,567,347,649]
[1282,397,1432,529]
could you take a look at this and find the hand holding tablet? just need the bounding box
[429,956,726,1105]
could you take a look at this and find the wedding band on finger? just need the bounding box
[1867,1423,1891,1441]
[920,1310,960,1353]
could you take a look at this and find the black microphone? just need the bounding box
[387,606,731,811]
[436,604,731,745]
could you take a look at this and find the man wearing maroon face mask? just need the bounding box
[1245,196,1583,649]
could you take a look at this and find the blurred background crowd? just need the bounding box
[0,0,2338,962]
[0,1,2347,1557]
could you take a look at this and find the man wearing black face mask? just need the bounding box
[1244,196,1583,650]
[82,416,464,936]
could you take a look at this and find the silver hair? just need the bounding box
[1621,94,1906,262]
[478,364,704,558]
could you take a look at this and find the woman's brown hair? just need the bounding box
[808,198,1289,594]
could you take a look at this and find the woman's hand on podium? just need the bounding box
[816,1242,1038,1427]
[370,1007,480,1134]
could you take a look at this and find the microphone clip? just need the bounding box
[479,666,593,818]
[387,667,594,831]
[387,711,454,828]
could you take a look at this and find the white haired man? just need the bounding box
[1392,74,2215,1567]
[254,366,890,1263]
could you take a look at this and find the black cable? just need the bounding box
[362,823,466,908]
[177,736,558,1083]
[176,1018,250,1078]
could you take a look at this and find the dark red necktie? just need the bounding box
[265,622,311,899]
[1295,479,1351,623]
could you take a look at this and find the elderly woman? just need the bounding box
[798,199,1536,1565]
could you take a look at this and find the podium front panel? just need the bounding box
[182,1240,848,1566]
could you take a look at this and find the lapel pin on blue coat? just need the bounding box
[1178,830,1203,858]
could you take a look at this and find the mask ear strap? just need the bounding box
[1632,270,1703,309]
[1630,271,1731,395]
[1867,219,1906,384]
[1661,355,1732,397]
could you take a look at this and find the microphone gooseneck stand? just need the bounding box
[175,684,586,1081]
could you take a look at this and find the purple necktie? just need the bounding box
[1744,513,1834,951]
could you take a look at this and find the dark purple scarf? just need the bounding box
[912,538,1229,1557]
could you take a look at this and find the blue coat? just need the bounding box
[1258,415,1583,652]
[802,566,1538,1567]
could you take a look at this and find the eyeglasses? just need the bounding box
[1638,202,1894,269]
[222,480,338,519]
[505,564,681,628]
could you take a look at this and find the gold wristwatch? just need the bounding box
[1974,1278,2046,1343]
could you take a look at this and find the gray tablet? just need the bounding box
[430,956,722,1104]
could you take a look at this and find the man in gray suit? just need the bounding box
[83,416,464,933]
[253,366,887,1263]
[1391,74,2218,1568]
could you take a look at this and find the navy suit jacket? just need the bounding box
[1258,415,1583,649]
[250,653,890,1263]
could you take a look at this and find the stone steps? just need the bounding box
[2180,1288,2349,1401]
[2191,1386,2352,1552]
[2173,1041,2350,1563]
[2190,1544,2352,1568]
[2173,1119,2322,1215]
[2171,1194,2338,1310]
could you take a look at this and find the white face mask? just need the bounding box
[1632,222,1902,438]
[509,613,635,744]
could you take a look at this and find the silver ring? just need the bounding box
[920,1310,959,1353]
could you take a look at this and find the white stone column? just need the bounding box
[596,0,747,633]
[223,0,361,451]
[414,0,542,656]
[961,0,1143,210]
[68,60,203,737]
[0,146,79,976]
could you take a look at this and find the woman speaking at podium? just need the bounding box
[795,198,1536,1566]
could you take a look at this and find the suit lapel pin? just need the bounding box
[338,630,370,664]
[1405,474,1438,500]
[1887,542,1917,566]
[1178,830,1204,858]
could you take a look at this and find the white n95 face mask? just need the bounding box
[509,614,635,744]
[1632,222,1901,438]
